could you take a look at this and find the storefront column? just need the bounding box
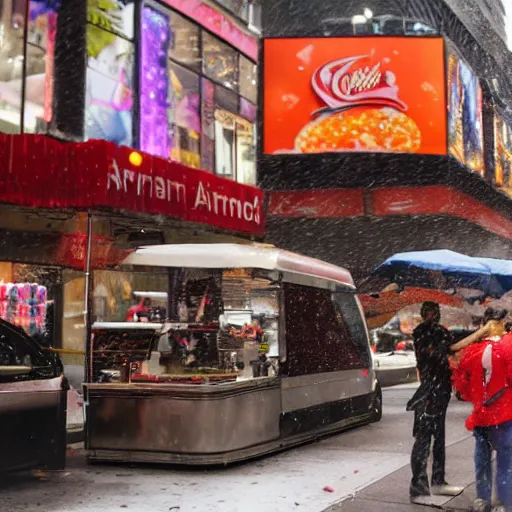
[50,0,87,140]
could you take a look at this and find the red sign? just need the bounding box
[0,135,265,236]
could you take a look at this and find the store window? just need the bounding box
[85,0,135,146]
[0,262,56,344]
[168,10,201,72]
[213,86,256,185]
[168,62,201,168]
[202,31,239,91]
[140,3,201,168]
[282,283,367,377]
[0,0,58,134]
[139,2,256,185]
[239,55,257,103]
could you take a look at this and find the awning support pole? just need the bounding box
[84,212,93,383]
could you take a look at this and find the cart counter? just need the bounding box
[83,377,281,464]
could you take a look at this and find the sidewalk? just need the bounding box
[324,437,477,511]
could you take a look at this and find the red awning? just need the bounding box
[0,134,265,237]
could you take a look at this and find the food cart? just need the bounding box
[83,243,379,465]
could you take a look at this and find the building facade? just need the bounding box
[0,0,264,352]
[259,0,512,282]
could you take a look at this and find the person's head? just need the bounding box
[482,307,508,336]
[420,301,441,323]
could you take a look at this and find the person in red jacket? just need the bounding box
[452,308,512,512]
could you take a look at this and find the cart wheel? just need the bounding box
[371,382,382,422]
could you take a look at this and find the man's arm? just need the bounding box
[451,350,472,400]
[450,323,491,352]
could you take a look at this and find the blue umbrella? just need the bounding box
[373,250,512,297]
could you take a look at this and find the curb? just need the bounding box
[376,366,418,387]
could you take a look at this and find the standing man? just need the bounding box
[409,301,462,504]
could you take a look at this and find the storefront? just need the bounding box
[86,0,258,185]
[258,4,512,279]
[0,0,258,185]
[0,133,265,357]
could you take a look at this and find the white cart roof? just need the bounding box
[123,244,355,289]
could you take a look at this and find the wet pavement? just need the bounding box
[1,383,474,512]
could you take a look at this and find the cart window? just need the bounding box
[282,283,368,377]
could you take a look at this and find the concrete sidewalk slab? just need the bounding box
[326,437,477,511]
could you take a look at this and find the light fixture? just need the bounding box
[364,8,373,19]
[129,151,143,167]
[352,14,367,25]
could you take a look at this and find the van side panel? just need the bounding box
[280,283,374,435]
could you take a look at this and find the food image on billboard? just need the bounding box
[263,37,447,156]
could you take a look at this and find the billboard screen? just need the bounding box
[263,37,447,156]
[446,45,484,174]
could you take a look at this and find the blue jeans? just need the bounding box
[474,420,512,510]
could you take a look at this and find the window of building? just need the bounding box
[202,31,239,91]
[282,283,368,377]
[85,0,135,146]
[0,0,58,134]
[239,55,257,103]
[168,10,201,71]
[168,61,201,168]
[139,1,256,185]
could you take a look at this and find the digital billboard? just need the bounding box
[446,45,484,174]
[263,37,447,156]
[495,112,512,196]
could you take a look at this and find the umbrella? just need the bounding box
[396,304,474,335]
[359,287,464,316]
[374,250,512,297]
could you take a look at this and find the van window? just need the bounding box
[282,283,368,377]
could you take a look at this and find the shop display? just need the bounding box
[139,1,256,184]
[87,0,135,40]
[85,27,134,146]
[263,37,447,155]
[0,282,48,336]
[90,268,278,383]
[92,328,156,382]
[168,62,201,168]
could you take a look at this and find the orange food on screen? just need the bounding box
[263,37,447,156]
[295,107,421,153]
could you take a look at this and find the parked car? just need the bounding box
[0,319,68,472]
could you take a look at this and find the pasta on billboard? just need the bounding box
[263,37,447,156]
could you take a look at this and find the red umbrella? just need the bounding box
[359,287,464,328]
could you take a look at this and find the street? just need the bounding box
[1,383,474,512]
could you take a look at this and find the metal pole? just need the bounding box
[84,212,93,382]
[20,0,30,133]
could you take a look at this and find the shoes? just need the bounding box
[431,482,464,496]
[470,499,492,512]
[410,494,433,505]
